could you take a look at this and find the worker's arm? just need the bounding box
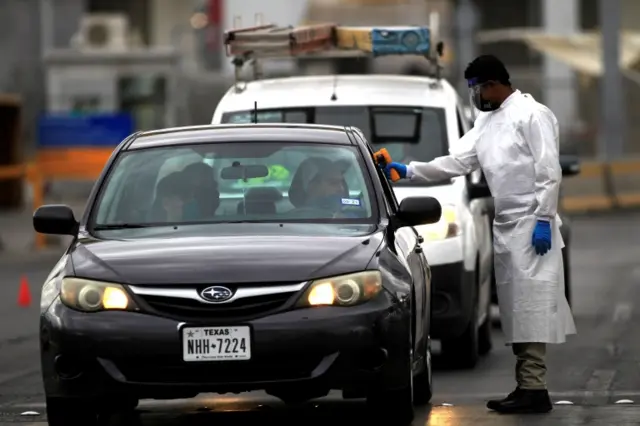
[405,125,481,182]
[523,109,562,220]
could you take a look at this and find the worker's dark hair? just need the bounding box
[464,55,511,86]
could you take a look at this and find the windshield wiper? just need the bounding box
[214,220,261,224]
[92,223,153,230]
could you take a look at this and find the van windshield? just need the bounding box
[221,106,451,187]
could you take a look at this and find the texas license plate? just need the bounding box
[182,326,251,362]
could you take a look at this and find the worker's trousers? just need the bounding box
[512,342,547,390]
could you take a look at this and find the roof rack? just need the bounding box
[224,13,445,92]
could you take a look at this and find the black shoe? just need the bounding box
[486,388,552,414]
[486,387,521,409]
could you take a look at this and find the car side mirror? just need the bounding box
[33,205,79,236]
[468,180,492,200]
[396,196,442,226]
[560,155,580,177]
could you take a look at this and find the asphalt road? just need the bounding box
[0,212,639,425]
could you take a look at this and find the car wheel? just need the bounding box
[46,397,99,426]
[478,294,493,355]
[441,297,479,369]
[563,247,572,306]
[366,332,414,424]
[413,335,433,405]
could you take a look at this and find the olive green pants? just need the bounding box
[512,342,547,390]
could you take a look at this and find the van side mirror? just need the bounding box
[397,196,442,226]
[468,180,491,200]
[33,205,78,236]
[560,155,580,177]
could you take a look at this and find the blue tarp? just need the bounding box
[37,113,134,148]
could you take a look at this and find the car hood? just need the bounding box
[70,230,384,285]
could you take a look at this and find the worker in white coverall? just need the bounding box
[380,55,577,414]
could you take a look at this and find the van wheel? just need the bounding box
[441,296,479,369]
[478,298,493,355]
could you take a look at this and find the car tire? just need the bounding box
[367,331,414,424]
[413,335,433,405]
[46,397,99,426]
[563,247,572,306]
[478,292,493,356]
[441,296,479,369]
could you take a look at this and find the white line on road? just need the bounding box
[0,368,40,386]
[612,303,633,323]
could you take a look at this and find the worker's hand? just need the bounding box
[531,220,552,255]
[383,162,408,180]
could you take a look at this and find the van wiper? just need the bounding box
[93,223,153,230]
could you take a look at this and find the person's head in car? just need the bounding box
[181,162,220,219]
[305,162,348,209]
[155,172,185,222]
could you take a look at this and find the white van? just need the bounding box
[211,74,494,368]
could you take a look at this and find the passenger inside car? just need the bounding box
[181,162,220,219]
[150,172,186,222]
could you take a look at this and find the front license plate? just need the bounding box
[182,326,251,362]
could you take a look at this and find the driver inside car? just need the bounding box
[300,160,364,218]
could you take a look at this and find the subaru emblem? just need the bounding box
[199,286,234,303]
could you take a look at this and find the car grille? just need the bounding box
[113,355,324,384]
[133,284,302,320]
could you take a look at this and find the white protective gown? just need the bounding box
[407,90,576,344]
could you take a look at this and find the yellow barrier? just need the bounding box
[0,147,113,250]
[561,158,640,213]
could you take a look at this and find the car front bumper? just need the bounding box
[40,290,411,401]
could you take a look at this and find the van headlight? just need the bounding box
[297,271,382,307]
[414,205,461,241]
[60,278,139,312]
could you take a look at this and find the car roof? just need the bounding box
[215,74,460,114]
[126,123,355,150]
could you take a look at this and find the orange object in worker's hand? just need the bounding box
[373,148,400,182]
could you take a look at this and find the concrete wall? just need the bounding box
[0,0,45,154]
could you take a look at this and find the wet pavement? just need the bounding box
[0,211,639,425]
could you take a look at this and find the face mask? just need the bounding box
[468,80,501,112]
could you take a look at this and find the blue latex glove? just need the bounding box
[383,162,408,180]
[531,220,551,255]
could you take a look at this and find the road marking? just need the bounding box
[612,303,633,323]
[583,369,617,405]
[0,368,39,385]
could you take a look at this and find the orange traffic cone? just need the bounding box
[17,275,32,308]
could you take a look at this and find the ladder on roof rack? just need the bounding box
[224,15,445,91]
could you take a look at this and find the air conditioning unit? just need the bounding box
[73,13,130,51]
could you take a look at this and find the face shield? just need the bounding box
[467,79,500,112]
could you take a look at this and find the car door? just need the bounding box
[457,105,493,314]
[354,129,429,349]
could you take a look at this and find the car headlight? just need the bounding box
[414,205,461,241]
[296,271,382,307]
[60,278,139,312]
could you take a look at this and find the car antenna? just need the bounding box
[330,74,338,101]
[252,101,258,123]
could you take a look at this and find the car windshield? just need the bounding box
[91,141,377,230]
[221,105,450,187]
